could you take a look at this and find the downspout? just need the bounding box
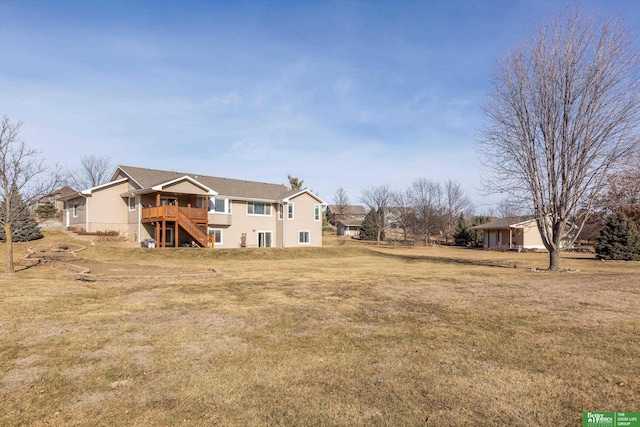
[137,195,141,243]
[282,202,286,248]
[83,195,90,232]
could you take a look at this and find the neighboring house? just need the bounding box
[34,186,76,218]
[59,165,326,248]
[384,207,413,230]
[337,219,363,236]
[470,216,559,249]
[326,205,366,226]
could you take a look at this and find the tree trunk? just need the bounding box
[548,249,561,271]
[4,222,14,274]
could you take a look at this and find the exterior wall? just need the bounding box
[127,195,140,241]
[482,223,547,249]
[521,222,546,249]
[84,181,132,234]
[65,196,87,229]
[214,200,278,248]
[284,193,323,247]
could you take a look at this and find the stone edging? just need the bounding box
[23,244,92,280]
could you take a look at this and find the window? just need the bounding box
[299,231,310,244]
[314,204,321,221]
[278,204,284,220]
[209,197,227,213]
[128,197,136,211]
[247,202,271,216]
[72,202,78,218]
[288,202,294,220]
[208,228,223,245]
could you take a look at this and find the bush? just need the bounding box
[595,212,640,261]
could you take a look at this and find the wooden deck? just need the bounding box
[141,205,208,224]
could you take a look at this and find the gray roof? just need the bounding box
[327,205,367,216]
[470,216,535,230]
[338,219,363,227]
[116,165,298,200]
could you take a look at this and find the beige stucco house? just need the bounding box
[470,217,547,249]
[60,165,326,248]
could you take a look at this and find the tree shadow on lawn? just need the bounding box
[367,249,518,269]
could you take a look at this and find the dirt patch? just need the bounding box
[23,243,220,279]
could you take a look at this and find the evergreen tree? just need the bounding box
[0,195,43,242]
[35,202,56,219]
[360,208,384,241]
[470,216,491,247]
[453,214,472,246]
[595,212,640,261]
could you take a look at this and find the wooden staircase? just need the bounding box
[177,209,209,248]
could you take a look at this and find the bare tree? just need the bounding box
[67,155,112,190]
[408,178,442,245]
[494,198,526,218]
[596,151,640,215]
[391,189,414,243]
[478,10,640,270]
[360,185,392,244]
[441,180,472,244]
[332,187,350,224]
[1,116,62,273]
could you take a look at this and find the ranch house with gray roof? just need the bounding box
[60,165,326,248]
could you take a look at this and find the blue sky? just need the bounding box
[1,0,639,211]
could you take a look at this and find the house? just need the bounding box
[470,216,550,249]
[326,205,366,226]
[34,186,76,217]
[337,219,363,236]
[59,165,326,248]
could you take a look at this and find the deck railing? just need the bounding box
[141,204,208,222]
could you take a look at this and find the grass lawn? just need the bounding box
[1,229,638,426]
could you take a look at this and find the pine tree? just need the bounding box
[360,208,384,241]
[453,214,472,246]
[595,212,640,261]
[0,196,43,242]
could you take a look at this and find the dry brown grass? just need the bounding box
[0,229,638,426]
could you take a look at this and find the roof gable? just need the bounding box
[151,175,217,196]
[283,189,326,204]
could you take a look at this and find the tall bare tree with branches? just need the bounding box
[332,187,350,224]
[441,180,472,244]
[1,116,62,273]
[478,10,640,270]
[66,154,112,191]
[408,178,442,245]
[360,185,392,244]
